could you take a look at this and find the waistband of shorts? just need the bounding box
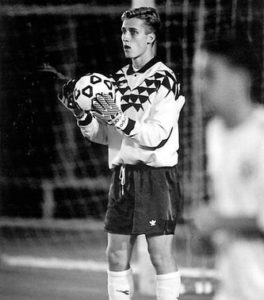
[113,163,177,172]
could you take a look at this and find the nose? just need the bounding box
[122,31,130,42]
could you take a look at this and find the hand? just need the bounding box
[93,94,128,127]
[58,79,84,119]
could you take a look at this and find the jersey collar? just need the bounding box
[126,56,160,75]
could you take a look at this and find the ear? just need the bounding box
[147,32,156,45]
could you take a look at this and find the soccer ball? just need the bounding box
[73,73,115,111]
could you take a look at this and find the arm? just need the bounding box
[124,91,185,149]
[93,72,185,148]
[78,114,109,146]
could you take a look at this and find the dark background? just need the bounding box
[0,0,263,219]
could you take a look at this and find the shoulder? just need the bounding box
[152,62,180,96]
[153,61,179,86]
[153,62,177,80]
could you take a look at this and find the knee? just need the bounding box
[149,252,167,269]
[149,251,176,273]
[106,246,129,270]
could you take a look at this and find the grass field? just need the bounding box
[0,221,216,300]
[0,264,213,300]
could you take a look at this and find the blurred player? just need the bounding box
[58,6,185,300]
[192,36,264,300]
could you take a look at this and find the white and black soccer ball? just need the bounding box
[73,73,115,111]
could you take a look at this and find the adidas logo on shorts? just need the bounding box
[149,220,156,226]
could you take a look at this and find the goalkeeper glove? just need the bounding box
[58,79,85,119]
[93,94,129,129]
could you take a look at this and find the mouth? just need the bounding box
[123,45,131,51]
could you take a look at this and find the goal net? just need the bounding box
[0,0,263,296]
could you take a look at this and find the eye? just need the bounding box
[130,29,138,36]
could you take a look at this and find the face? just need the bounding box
[121,17,154,60]
[192,50,243,116]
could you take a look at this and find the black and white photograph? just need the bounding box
[0,0,264,299]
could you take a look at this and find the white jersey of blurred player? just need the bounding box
[193,37,264,300]
[207,110,264,300]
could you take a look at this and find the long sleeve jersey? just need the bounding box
[78,57,185,169]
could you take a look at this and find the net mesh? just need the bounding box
[0,0,264,295]
[1,0,263,220]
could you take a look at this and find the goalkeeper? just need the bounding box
[59,7,185,300]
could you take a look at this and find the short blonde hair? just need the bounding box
[121,7,161,37]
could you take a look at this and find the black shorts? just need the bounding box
[104,164,183,236]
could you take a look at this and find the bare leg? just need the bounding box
[146,234,181,300]
[106,233,137,299]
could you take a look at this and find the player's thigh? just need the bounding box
[146,234,174,257]
[146,234,177,273]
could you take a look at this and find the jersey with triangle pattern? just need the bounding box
[79,58,185,169]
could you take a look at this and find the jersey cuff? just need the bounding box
[77,113,93,126]
[118,118,135,135]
